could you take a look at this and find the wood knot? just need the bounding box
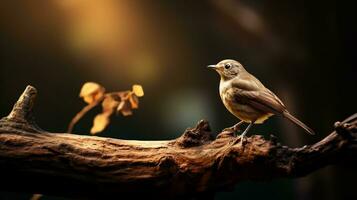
[334,122,353,139]
[157,156,178,174]
[0,86,43,133]
[173,120,214,148]
[7,85,37,122]
[334,113,357,140]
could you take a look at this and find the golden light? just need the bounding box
[53,0,162,83]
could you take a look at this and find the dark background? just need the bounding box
[0,0,356,200]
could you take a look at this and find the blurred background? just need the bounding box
[0,0,356,199]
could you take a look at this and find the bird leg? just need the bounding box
[223,121,244,135]
[232,121,255,145]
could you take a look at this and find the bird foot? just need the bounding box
[230,134,248,147]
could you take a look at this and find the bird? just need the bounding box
[208,59,315,144]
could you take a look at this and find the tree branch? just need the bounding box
[0,86,356,199]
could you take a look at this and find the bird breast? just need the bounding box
[219,80,272,123]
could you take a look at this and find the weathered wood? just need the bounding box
[0,86,356,199]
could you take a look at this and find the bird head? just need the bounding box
[208,59,245,81]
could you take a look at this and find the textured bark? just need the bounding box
[0,86,356,199]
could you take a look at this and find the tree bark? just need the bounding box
[0,86,356,199]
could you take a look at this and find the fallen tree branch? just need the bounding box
[0,86,356,199]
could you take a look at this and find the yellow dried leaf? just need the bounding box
[116,101,126,113]
[79,82,105,104]
[129,94,139,109]
[93,90,105,101]
[132,84,144,97]
[83,96,94,104]
[90,113,110,134]
[102,95,119,112]
[121,108,133,116]
[79,82,103,97]
[116,100,133,116]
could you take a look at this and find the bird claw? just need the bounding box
[231,134,247,146]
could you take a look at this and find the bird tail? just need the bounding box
[283,112,315,135]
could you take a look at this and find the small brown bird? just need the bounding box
[208,59,315,144]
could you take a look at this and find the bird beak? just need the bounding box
[207,65,217,70]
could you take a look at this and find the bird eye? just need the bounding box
[224,63,232,69]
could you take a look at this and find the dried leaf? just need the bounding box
[90,96,120,134]
[129,94,139,109]
[90,113,110,134]
[132,84,144,97]
[80,82,103,97]
[83,96,93,104]
[70,83,144,135]
[102,95,119,112]
[116,101,126,113]
[121,108,133,116]
[117,100,133,116]
[79,82,105,104]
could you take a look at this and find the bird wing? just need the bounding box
[265,88,286,108]
[231,87,287,115]
[230,77,315,135]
